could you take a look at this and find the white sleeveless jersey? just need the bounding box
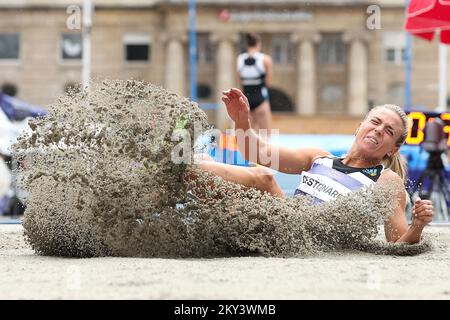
[294,156,386,203]
[237,52,266,86]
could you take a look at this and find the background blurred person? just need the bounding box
[237,32,273,136]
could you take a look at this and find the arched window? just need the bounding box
[197,84,212,99]
[268,88,294,112]
[321,85,344,104]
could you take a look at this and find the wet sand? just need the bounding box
[1,224,449,300]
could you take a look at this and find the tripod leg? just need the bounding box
[417,170,433,200]
[438,172,450,221]
[414,171,428,197]
[438,172,450,201]
[428,173,449,222]
[408,172,428,222]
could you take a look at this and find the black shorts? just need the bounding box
[243,85,269,111]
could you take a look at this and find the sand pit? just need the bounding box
[1,223,449,300]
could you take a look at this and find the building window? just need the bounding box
[0,33,20,60]
[197,33,214,64]
[321,85,344,103]
[319,33,345,64]
[387,84,405,107]
[268,88,294,112]
[384,32,406,65]
[385,48,396,62]
[271,34,295,64]
[61,33,82,60]
[123,33,150,62]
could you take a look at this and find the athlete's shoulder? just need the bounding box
[263,54,273,63]
[237,52,247,60]
[378,168,402,184]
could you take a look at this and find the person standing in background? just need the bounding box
[237,33,273,136]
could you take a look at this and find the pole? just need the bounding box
[438,40,447,111]
[405,0,412,112]
[405,33,413,112]
[188,0,197,101]
[82,0,92,92]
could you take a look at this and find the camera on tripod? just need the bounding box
[411,117,450,221]
[422,118,448,154]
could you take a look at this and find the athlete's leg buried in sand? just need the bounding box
[12,81,433,258]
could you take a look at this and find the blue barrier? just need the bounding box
[0,219,21,224]
[198,103,218,110]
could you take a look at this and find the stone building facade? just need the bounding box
[0,0,448,130]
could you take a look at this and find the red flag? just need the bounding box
[405,0,450,44]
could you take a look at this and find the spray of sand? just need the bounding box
[12,80,432,258]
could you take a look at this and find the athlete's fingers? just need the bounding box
[222,92,233,100]
[227,88,237,98]
[413,204,434,215]
[234,89,249,105]
[222,96,230,105]
[413,208,434,221]
[413,202,433,215]
[414,211,434,218]
[239,97,249,110]
[414,199,433,209]
[242,94,249,105]
[414,209,432,216]
[414,201,433,209]
[238,97,244,109]
[230,88,244,99]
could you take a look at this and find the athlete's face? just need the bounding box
[355,108,403,160]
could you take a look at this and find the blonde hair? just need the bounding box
[367,104,409,182]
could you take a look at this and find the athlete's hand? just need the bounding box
[222,88,250,128]
[412,197,434,228]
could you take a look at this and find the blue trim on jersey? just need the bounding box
[309,163,365,191]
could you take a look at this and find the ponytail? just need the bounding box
[383,152,407,183]
[384,152,411,204]
[246,32,260,48]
